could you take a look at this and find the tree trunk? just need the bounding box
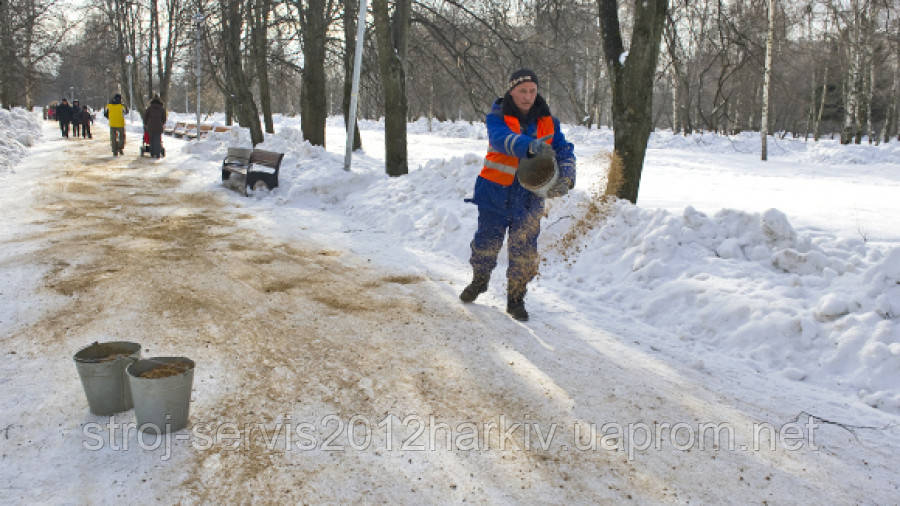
[298,0,330,147]
[148,0,157,101]
[221,0,263,145]
[428,74,434,132]
[864,3,876,145]
[342,0,362,150]
[814,64,827,141]
[0,0,16,108]
[761,0,775,161]
[597,0,668,204]
[883,50,898,143]
[804,68,816,141]
[866,53,875,144]
[670,65,680,133]
[842,0,863,144]
[253,0,274,134]
[372,0,410,177]
[156,0,182,103]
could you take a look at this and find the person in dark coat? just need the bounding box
[80,106,94,139]
[143,95,167,158]
[71,100,83,138]
[56,99,72,138]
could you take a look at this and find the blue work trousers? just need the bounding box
[469,205,541,296]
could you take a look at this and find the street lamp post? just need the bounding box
[193,12,205,129]
[125,54,134,123]
[344,0,368,171]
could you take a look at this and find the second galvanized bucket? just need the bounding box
[127,357,195,434]
[73,341,142,416]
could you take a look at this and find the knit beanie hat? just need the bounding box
[507,69,539,93]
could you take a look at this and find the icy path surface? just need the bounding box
[1,124,898,503]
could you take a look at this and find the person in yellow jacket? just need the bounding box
[104,93,129,156]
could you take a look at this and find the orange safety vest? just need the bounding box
[481,115,554,186]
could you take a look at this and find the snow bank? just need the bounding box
[0,108,42,174]
[540,199,900,412]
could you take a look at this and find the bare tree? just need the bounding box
[220,0,263,144]
[155,0,188,103]
[0,0,67,108]
[883,41,898,142]
[373,0,410,176]
[761,0,775,160]
[294,0,336,146]
[597,0,668,203]
[251,0,274,133]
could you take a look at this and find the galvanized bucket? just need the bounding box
[73,341,142,416]
[127,357,195,434]
[517,152,559,198]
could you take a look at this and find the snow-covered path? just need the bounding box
[1,123,899,502]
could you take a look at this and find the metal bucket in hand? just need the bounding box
[517,152,558,198]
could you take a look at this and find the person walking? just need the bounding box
[104,94,129,156]
[143,95,167,159]
[80,106,94,139]
[71,99,83,138]
[55,99,72,138]
[459,69,576,321]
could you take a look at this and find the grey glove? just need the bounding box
[544,177,571,198]
[527,134,555,158]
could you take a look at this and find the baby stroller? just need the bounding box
[140,130,166,157]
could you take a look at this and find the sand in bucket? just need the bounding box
[127,357,195,434]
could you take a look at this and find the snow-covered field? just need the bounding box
[2,107,899,501]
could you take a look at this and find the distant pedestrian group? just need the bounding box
[54,98,94,139]
[51,91,168,159]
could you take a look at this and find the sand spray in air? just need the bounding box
[543,151,623,268]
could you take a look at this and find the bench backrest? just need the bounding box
[199,124,213,132]
[224,147,252,164]
[213,126,230,132]
[174,122,186,129]
[250,149,284,169]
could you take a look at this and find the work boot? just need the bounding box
[459,274,490,303]
[506,293,528,321]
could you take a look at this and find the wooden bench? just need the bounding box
[197,124,214,138]
[213,125,230,133]
[184,123,199,139]
[172,122,187,138]
[163,121,176,136]
[221,147,284,196]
